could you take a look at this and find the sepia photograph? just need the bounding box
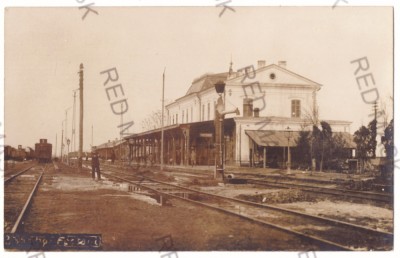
[1,2,396,255]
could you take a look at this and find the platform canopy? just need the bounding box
[246,130,356,148]
[246,130,298,147]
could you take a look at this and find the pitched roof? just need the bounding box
[184,72,229,96]
[246,130,299,147]
[227,63,322,87]
[96,139,125,149]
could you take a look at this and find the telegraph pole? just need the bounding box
[373,101,378,121]
[65,107,71,163]
[78,63,84,171]
[120,103,123,166]
[161,68,165,171]
[55,133,57,157]
[72,89,78,153]
[61,121,64,162]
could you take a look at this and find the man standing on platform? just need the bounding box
[91,147,101,180]
[190,148,197,167]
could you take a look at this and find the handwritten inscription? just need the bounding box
[4,233,102,251]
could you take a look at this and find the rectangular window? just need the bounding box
[191,107,193,122]
[186,109,188,123]
[291,100,301,118]
[207,103,210,120]
[214,101,216,119]
[202,104,205,121]
[182,110,184,124]
[176,114,178,124]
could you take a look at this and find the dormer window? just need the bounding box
[291,100,301,118]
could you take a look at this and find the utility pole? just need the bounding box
[55,133,57,157]
[65,107,71,163]
[161,68,165,171]
[91,124,93,147]
[61,121,64,162]
[78,63,84,171]
[373,101,378,121]
[120,103,123,166]
[72,89,79,153]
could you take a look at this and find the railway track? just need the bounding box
[99,165,393,251]
[4,164,36,183]
[240,178,392,204]
[4,165,45,233]
[95,163,392,204]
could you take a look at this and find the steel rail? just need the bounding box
[102,171,353,251]
[245,178,392,203]
[108,168,392,236]
[10,172,43,233]
[4,165,36,184]
[99,163,391,202]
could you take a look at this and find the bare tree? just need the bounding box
[378,95,393,128]
[301,104,319,130]
[301,103,320,171]
[141,110,166,131]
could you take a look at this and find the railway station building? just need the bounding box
[120,60,354,168]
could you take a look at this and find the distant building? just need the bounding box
[124,60,354,167]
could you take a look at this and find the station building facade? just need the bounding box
[123,60,354,168]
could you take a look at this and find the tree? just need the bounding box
[311,125,321,171]
[294,130,311,167]
[353,125,370,173]
[381,119,394,176]
[141,110,165,131]
[332,134,349,159]
[296,121,348,172]
[319,121,333,171]
[368,119,377,158]
[309,121,334,171]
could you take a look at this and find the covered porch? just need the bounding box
[124,118,236,167]
[245,130,298,168]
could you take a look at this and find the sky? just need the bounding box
[4,6,393,152]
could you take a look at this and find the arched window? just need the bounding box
[291,100,301,118]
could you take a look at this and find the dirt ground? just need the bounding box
[20,163,321,251]
[191,181,393,233]
[277,200,393,233]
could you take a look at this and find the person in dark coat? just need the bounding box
[190,149,197,167]
[111,150,116,164]
[91,148,101,180]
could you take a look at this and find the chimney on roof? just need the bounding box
[278,61,287,68]
[257,60,266,69]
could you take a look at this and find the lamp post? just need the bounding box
[66,138,70,165]
[284,126,292,174]
[214,81,225,180]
